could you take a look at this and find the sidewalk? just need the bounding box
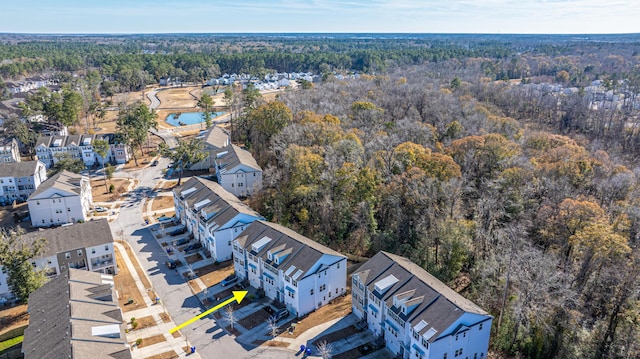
[115,241,200,359]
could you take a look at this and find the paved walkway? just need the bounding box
[114,241,199,358]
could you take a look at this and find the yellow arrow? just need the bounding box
[169,291,248,334]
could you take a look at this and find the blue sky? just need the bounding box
[2,0,639,34]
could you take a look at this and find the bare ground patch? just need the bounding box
[135,333,166,348]
[114,246,147,312]
[151,196,175,212]
[280,293,352,339]
[194,261,234,288]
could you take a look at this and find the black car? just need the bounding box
[170,227,187,236]
[151,160,159,166]
[166,260,177,269]
[174,237,189,246]
[269,308,289,322]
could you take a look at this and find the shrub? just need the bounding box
[135,338,142,346]
[109,184,115,193]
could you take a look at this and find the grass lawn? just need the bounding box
[0,335,23,352]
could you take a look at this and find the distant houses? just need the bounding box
[186,126,263,197]
[0,137,21,163]
[27,170,93,227]
[0,160,47,205]
[35,133,130,169]
[214,144,262,197]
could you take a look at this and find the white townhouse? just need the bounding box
[27,170,92,227]
[352,252,493,359]
[35,133,130,169]
[189,126,231,171]
[0,137,21,163]
[214,144,263,197]
[173,177,264,261]
[232,221,347,318]
[0,160,47,205]
[0,219,117,302]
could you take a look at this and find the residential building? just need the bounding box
[35,133,130,169]
[214,144,262,197]
[0,137,21,163]
[232,220,347,318]
[190,126,231,171]
[173,177,264,261]
[0,160,47,205]
[27,170,92,227]
[23,269,131,359]
[0,219,117,302]
[351,251,492,359]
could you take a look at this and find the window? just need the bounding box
[65,252,71,259]
[456,334,459,341]
[105,245,109,251]
[336,288,338,294]
[443,354,447,359]
[310,289,314,295]
[479,323,483,330]
[288,291,295,299]
[320,284,326,292]
[67,208,71,212]
[292,279,297,287]
[77,250,83,256]
[42,219,45,224]
[37,201,40,205]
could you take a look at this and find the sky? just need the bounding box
[2,0,639,34]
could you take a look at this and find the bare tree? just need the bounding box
[225,305,237,330]
[266,317,279,338]
[316,340,333,359]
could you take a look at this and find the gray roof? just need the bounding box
[21,219,114,258]
[23,269,130,359]
[217,144,261,172]
[36,133,121,148]
[29,170,84,198]
[204,126,230,150]
[175,177,263,228]
[0,160,41,178]
[235,221,345,280]
[354,251,490,342]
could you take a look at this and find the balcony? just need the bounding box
[91,259,114,269]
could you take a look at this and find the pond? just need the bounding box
[166,111,226,126]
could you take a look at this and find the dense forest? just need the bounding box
[230,38,640,358]
[2,34,640,358]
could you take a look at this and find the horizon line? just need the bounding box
[1,31,640,36]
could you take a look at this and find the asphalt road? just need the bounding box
[109,158,298,359]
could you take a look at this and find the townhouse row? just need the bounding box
[173,176,493,359]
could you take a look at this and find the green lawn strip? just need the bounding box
[0,335,24,352]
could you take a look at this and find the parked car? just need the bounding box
[151,160,159,166]
[170,227,187,236]
[94,206,107,213]
[184,244,199,253]
[166,260,177,269]
[220,274,238,287]
[270,308,289,322]
[173,237,189,246]
[158,216,176,223]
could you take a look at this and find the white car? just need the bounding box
[94,206,108,212]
